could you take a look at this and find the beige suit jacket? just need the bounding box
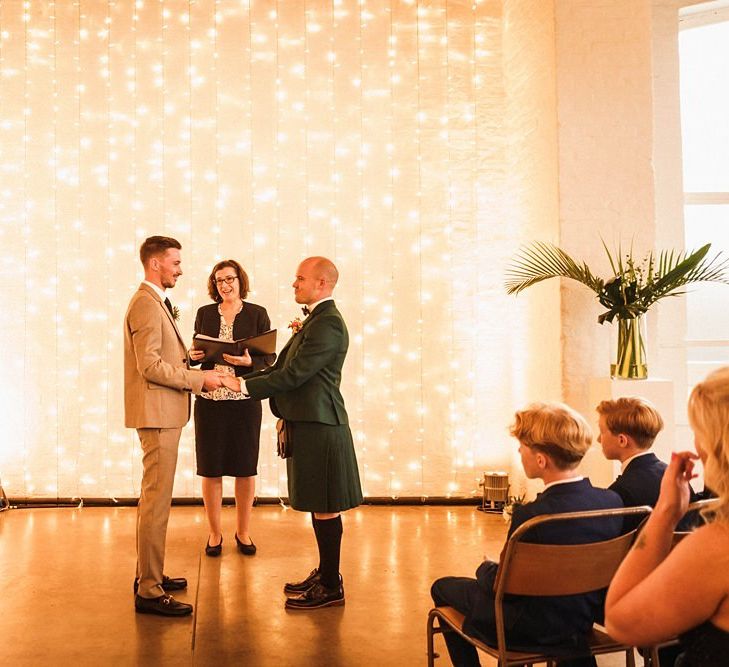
[124,283,205,428]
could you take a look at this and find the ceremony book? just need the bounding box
[192,329,277,365]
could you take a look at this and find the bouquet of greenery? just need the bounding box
[505,241,729,377]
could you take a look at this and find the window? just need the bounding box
[679,5,729,387]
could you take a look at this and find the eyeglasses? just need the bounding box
[215,275,237,286]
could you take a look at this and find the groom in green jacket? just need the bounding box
[239,256,363,609]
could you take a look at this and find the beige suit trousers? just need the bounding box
[135,427,182,599]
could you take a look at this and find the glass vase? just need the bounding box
[610,315,648,380]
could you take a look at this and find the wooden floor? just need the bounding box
[0,504,630,666]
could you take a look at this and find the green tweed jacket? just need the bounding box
[244,300,349,425]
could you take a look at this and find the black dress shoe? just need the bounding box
[235,533,256,556]
[135,594,193,617]
[284,568,320,595]
[283,569,343,596]
[285,581,345,610]
[133,575,188,595]
[205,536,223,557]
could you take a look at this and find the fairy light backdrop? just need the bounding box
[0,0,560,501]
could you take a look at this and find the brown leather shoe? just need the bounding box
[135,594,193,617]
[285,581,345,610]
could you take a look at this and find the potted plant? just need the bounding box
[505,241,729,379]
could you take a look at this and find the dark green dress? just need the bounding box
[245,300,363,512]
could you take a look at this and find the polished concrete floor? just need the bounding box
[0,505,630,666]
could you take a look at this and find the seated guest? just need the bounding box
[606,367,729,666]
[597,397,698,531]
[431,402,623,667]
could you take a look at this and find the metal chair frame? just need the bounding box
[427,505,653,667]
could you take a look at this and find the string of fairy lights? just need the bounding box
[0,0,540,502]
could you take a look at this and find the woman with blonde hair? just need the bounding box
[605,367,729,664]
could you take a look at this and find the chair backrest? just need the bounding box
[673,497,721,547]
[688,496,720,516]
[492,505,652,663]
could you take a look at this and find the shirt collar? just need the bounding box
[543,476,584,491]
[306,296,333,314]
[142,280,168,303]
[621,450,653,472]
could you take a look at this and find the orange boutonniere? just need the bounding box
[288,317,303,334]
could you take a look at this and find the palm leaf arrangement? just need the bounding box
[506,241,729,323]
[505,241,729,378]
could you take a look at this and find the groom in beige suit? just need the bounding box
[124,235,224,616]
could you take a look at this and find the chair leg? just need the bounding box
[427,611,439,667]
[626,646,635,667]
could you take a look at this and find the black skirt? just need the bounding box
[194,397,262,477]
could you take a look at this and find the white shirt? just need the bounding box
[620,450,653,473]
[542,476,584,492]
[142,280,168,304]
[306,296,333,314]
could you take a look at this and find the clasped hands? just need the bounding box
[189,346,251,392]
[201,370,242,392]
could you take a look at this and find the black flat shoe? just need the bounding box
[285,581,345,610]
[135,593,193,617]
[133,575,188,595]
[235,533,256,556]
[205,536,223,557]
[283,569,342,596]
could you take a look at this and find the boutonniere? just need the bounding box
[172,306,180,321]
[288,317,303,334]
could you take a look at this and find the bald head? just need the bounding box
[304,256,339,286]
[293,256,339,305]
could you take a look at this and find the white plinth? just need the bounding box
[582,377,675,489]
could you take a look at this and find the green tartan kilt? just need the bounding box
[286,421,363,512]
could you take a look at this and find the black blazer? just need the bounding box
[610,452,665,510]
[610,452,699,531]
[465,479,623,651]
[191,302,275,376]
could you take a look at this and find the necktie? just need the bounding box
[302,306,310,316]
[164,297,174,316]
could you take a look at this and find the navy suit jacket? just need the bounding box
[464,479,623,650]
[610,452,698,531]
[609,452,665,510]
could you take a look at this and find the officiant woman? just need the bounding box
[189,259,275,556]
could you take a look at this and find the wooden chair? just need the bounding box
[643,497,721,667]
[427,505,652,667]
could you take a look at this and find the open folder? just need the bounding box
[192,329,277,365]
